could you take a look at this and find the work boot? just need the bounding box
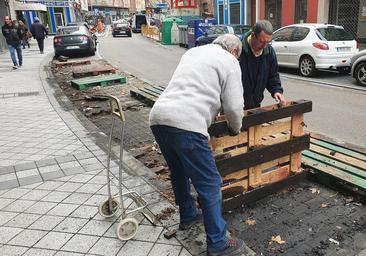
[207,238,247,256]
[179,213,203,230]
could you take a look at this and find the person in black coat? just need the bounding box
[30,17,47,54]
[239,20,286,110]
[1,16,23,69]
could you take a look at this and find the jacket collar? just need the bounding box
[242,30,270,56]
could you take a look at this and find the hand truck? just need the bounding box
[97,95,153,240]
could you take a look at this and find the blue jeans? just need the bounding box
[8,43,22,66]
[151,125,227,252]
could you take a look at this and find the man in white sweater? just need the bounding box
[149,34,246,256]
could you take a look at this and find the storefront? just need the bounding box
[215,0,245,24]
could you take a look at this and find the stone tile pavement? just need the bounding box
[0,39,206,255]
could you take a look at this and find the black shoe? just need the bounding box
[179,213,203,230]
[207,238,247,256]
[40,51,44,54]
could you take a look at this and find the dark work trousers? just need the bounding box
[36,38,44,53]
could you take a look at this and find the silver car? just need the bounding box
[350,49,366,86]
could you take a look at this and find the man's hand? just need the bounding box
[274,92,287,107]
[228,126,240,136]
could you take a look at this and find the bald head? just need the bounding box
[212,34,242,59]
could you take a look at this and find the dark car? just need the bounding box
[112,23,132,37]
[53,25,97,57]
[195,24,251,46]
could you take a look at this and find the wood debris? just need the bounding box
[270,235,286,245]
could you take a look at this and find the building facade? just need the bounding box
[214,0,260,25]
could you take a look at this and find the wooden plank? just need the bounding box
[145,87,164,94]
[216,134,310,176]
[142,87,163,96]
[222,169,248,183]
[248,166,262,187]
[260,156,290,170]
[261,165,290,185]
[290,114,304,173]
[302,156,366,189]
[208,100,312,137]
[222,170,308,211]
[153,86,166,92]
[222,179,249,199]
[256,121,292,140]
[261,132,291,146]
[54,59,91,67]
[310,144,366,170]
[130,88,158,106]
[302,151,366,179]
[310,138,366,162]
[210,132,248,152]
[140,88,161,97]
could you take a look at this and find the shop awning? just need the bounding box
[14,2,47,12]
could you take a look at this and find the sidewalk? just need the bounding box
[0,38,201,255]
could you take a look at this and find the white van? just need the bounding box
[132,14,148,33]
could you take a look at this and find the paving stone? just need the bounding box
[179,248,193,256]
[0,211,18,225]
[122,176,146,189]
[74,152,94,160]
[24,201,57,215]
[3,199,36,213]
[0,226,23,243]
[23,248,57,256]
[0,173,17,182]
[38,165,62,174]
[0,165,15,175]
[18,175,43,186]
[76,183,104,194]
[8,229,47,247]
[42,171,64,181]
[68,173,94,183]
[148,243,182,256]
[78,158,101,166]
[1,188,31,199]
[34,231,73,250]
[63,166,84,176]
[4,212,41,228]
[78,219,113,236]
[21,189,50,201]
[132,224,164,242]
[55,182,82,192]
[59,161,81,170]
[132,183,156,195]
[47,203,79,216]
[156,229,181,246]
[54,217,89,233]
[62,193,92,205]
[29,215,65,231]
[103,222,120,238]
[21,181,43,189]
[87,175,108,185]
[36,158,58,168]
[56,155,76,164]
[54,252,83,256]
[357,249,366,256]
[61,234,99,253]
[14,162,37,172]
[88,237,125,256]
[70,205,97,219]
[36,181,65,191]
[0,245,29,256]
[41,191,71,203]
[16,168,39,178]
[0,179,19,190]
[117,240,154,256]
[0,198,15,209]
[83,194,108,207]
[83,163,105,172]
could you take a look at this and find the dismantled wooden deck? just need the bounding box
[71,74,127,91]
[208,100,313,210]
[54,59,91,68]
[130,85,166,106]
[302,134,366,193]
[72,63,116,78]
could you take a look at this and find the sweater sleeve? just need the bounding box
[266,48,283,96]
[221,69,244,133]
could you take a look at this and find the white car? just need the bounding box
[350,50,366,86]
[271,23,359,77]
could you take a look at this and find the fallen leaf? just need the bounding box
[244,219,256,226]
[321,203,328,208]
[271,235,286,244]
[309,188,320,194]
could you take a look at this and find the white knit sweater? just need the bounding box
[149,44,244,137]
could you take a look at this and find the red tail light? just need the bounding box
[79,35,88,41]
[312,42,329,50]
[54,37,62,44]
[357,41,360,49]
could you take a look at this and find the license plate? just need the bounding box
[337,47,351,52]
[66,46,80,49]
[119,31,126,34]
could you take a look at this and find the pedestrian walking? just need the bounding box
[149,34,248,256]
[30,17,47,54]
[1,16,23,69]
[18,20,30,49]
[239,20,286,110]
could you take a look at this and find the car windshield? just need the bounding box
[57,26,87,35]
[316,27,354,41]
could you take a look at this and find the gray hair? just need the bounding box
[212,34,242,57]
[253,20,273,36]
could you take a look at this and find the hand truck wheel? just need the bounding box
[98,198,119,218]
[116,217,139,240]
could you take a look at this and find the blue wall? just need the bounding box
[215,0,245,24]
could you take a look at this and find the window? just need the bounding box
[219,5,224,24]
[272,27,296,41]
[230,3,240,24]
[316,27,354,41]
[295,0,307,23]
[171,0,197,8]
[291,27,309,41]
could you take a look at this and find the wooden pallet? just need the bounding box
[54,59,91,68]
[208,100,313,210]
[72,63,116,78]
[130,85,165,106]
[71,74,127,91]
[302,134,366,194]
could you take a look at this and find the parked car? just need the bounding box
[195,24,251,46]
[350,49,366,86]
[112,22,132,37]
[271,23,359,77]
[54,25,97,57]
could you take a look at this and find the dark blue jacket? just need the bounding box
[239,31,283,110]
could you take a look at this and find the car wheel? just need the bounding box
[128,33,132,37]
[355,62,366,86]
[299,56,316,77]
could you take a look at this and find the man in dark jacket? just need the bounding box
[1,16,23,69]
[239,20,286,110]
[30,17,47,54]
